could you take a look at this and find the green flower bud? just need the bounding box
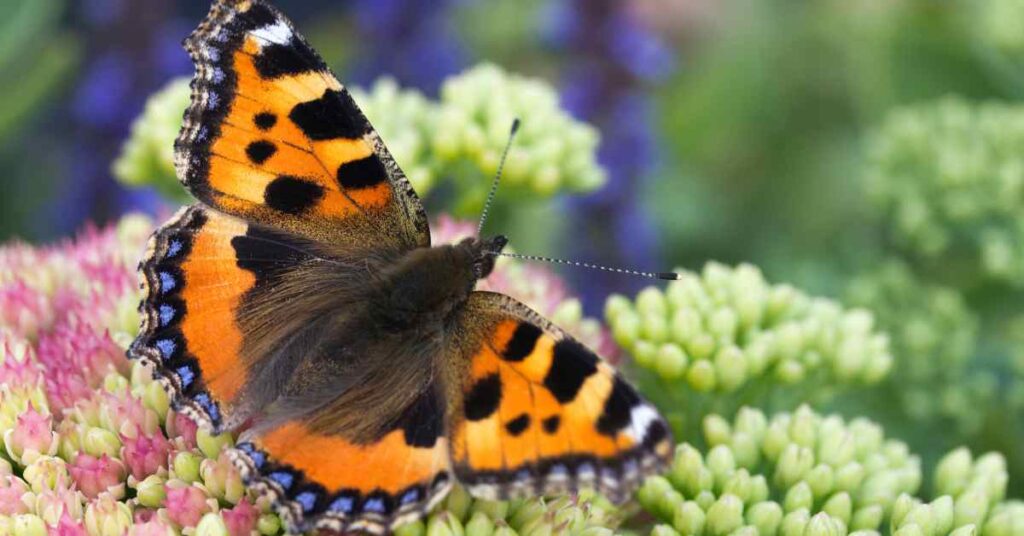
[686,360,717,392]
[804,512,845,536]
[706,494,743,535]
[823,492,852,524]
[655,344,689,380]
[780,508,811,536]
[746,501,783,535]
[135,474,166,508]
[82,427,120,458]
[954,490,990,529]
[672,501,706,535]
[172,451,202,483]
[783,482,814,513]
[196,428,234,459]
[850,505,884,531]
[257,513,281,535]
[428,512,465,536]
[464,512,494,536]
[948,524,976,536]
[196,513,229,536]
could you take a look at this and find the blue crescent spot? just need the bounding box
[400,489,419,505]
[155,339,176,359]
[159,304,175,326]
[268,471,294,489]
[550,464,568,476]
[329,496,354,514]
[250,451,266,468]
[362,497,385,513]
[176,366,195,388]
[295,491,318,512]
[578,462,595,475]
[237,442,256,453]
[167,240,183,257]
[158,272,176,293]
[208,92,220,109]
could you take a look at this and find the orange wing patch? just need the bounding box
[176,0,428,251]
[450,293,674,503]
[230,389,452,535]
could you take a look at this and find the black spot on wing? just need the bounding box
[542,339,598,403]
[596,375,642,437]
[502,323,542,362]
[264,176,324,214]
[253,39,326,79]
[642,419,670,449]
[336,155,387,190]
[246,140,277,164]
[254,112,277,130]
[505,414,530,436]
[464,374,501,421]
[542,415,560,434]
[398,387,444,448]
[289,89,366,141]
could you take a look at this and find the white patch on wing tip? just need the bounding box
[251,20,293,46]
[626,405,659,443]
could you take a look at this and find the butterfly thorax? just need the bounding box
[371,235,508,331]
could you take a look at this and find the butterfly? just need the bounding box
[129,0,673,534]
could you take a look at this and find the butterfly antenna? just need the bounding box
[498,251,680,281]
[477,118,521,237]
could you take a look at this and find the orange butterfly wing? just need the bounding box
[176,0,427,252]
[447,292,673,503]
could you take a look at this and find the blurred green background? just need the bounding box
[2,0,1023,504]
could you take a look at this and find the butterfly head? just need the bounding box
[465,234,508,280]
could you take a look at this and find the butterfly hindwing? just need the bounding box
[229,383,453,535]
[177,0,428,252]
[131,204,334,432]
[448,292,674,503]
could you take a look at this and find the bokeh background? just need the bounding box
[3,0,1024,515]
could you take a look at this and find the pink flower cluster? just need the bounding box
[0,216,270,536]
[0,214,617,535]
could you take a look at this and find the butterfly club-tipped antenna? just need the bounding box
[477,118,521,237]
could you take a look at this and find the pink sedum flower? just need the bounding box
[51,513,88,536]
[3,405,58,465]
[0,474,32,515]
[164,483,212,528]
[34,488,85,527]
[221,499,258,536]
[120,427,171,481]
[165,411,198,450]
[68,454,126,500]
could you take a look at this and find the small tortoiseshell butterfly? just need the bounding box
[129,1,673,533]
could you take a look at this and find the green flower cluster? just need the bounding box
[845,261,993,432]
[639,406,1022,536]
[112,77,191,203]
[864,97,1024,286]
[395,485,620,536]
[113,64,605,212]
[431,63,605,204]
[605,263,892,425]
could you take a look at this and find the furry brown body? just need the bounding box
[233,232,508,443]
